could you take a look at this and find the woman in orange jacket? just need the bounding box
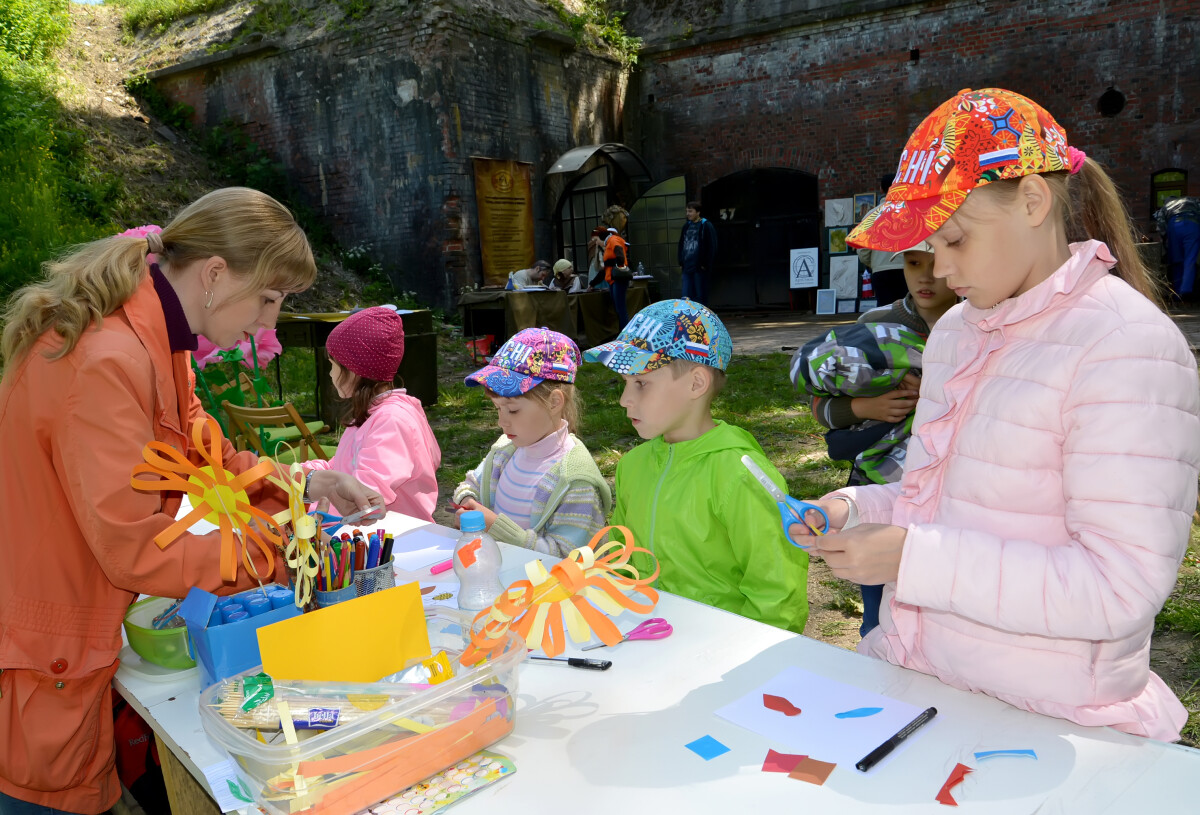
[0,188,382,815]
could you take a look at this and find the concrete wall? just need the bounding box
[153,3,628,309]
[627,0,1199,225]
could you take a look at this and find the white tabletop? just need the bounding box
[115,513,1200,814]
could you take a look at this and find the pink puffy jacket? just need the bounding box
[305,390,441,522]
[841,241,1200,740]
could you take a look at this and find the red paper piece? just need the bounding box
[763,693,802,716]
[458,537,482,568]
[761,749,807,774]
[935,763,973,806]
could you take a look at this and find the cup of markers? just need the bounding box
[315,528,396,608]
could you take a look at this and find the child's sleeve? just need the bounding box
[811,395,859,429]
[723,458,809,634]
[895,321,1200,640]
[453,457,486,504]
[488,481,608,558]
[831,482,901,525]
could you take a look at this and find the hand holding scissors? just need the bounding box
[581,617,673,651]
[309,506,385,536]
[740,455,829,547]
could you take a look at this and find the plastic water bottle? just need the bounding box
[636,261,645,277]
[454,511,504,612]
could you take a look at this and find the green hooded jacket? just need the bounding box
[611,421,809,633]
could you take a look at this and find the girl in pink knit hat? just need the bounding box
[303,306,442,521]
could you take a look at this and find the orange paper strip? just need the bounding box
[788,757,836,785]
[935,763,973,806]
[458,537,482,568]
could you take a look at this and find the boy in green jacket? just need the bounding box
[585,299,809,633]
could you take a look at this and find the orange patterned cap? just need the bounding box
[848,88,1071,253]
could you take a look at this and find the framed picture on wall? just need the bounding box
[826,227,850,255]
[854,193,876,223]
[815,288,837,315]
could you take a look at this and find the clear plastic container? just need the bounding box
[198,608,524,815]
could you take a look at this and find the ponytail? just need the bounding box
[2,237,148,363]
[1066,158,1160,305]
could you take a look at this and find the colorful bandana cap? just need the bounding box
[584,298,732,374]
[465,327,581,397]
[848,88,1072,254]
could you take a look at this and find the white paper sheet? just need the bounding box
[200,758,257,813]
[714,665,928,766]
[389,528,455,573]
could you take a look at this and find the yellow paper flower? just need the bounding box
[131,417,282,583]
[460,526,659,666]
[266,459,319,608]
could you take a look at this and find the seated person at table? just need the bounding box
[304,306,442,521]
[455,328,611,557]
[549,258,585,293]
[508,259,551,290]
[585,299,809,634]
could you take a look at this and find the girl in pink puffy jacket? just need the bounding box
[797,89,1200,741]
[303,307,442,521]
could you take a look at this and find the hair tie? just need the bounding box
[145,231,165,255]
[1067,147,1087,175]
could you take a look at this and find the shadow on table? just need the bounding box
[506,690,601,745]
[559,638,1087,808]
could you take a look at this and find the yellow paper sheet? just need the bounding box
[257,583,431,682]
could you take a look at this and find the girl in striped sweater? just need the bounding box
[454,328,611,557]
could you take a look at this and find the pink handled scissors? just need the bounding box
[581,617,673,651]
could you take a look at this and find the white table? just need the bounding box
[115,514,1200,814]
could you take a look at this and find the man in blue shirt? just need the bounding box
[677,201,718,305]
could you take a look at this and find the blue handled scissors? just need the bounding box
[740,455,829,547]
[309,506,385,537]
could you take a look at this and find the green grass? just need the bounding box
[107,0,239,34]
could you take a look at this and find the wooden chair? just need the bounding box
[222,401,333,463]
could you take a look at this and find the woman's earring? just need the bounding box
[205,290,214,309]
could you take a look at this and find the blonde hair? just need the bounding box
[667,358,727,400]
[488,381,581,434]
[601,205,629,228]
[2,187,316,364]
[973,161,1160,306]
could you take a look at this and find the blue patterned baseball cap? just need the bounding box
[584,299,732,374]
[465,327,581,397]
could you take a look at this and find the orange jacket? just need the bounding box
[0,272,284,813]
[602,233,628,284]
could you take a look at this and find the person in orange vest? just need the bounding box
[0,187,382,815]
[601,207,632,327]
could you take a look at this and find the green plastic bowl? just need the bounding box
[123,596,196,670]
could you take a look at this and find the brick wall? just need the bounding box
[153,8,628,310]
[634,0,1200,226]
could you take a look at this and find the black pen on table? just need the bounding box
[855,706,937,772]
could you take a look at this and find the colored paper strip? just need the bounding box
[835,706,883,719]
[685,735,731,761]
[935,763,973,806]
[974,749,1037,761]
[763,693,802,717]
[788,757,836,785]
[762,749,807,774]
[458,537,482,568]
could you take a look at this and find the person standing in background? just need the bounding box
[678,201,718,305]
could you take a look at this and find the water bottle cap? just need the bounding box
[460,510,486,532]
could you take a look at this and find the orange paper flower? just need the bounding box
[131,417,282,583]
[459,526,659,666]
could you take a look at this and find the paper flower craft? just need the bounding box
[265,460,319,608]
[459,526,659,666]
[131,417,283,583]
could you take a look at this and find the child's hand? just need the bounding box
[455,498,498,530]
[785,498,848,547]
[812,523,907,584]
[851,387,919,423]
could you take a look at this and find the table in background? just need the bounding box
[273,310,437,430]
[457,282,651,353]
[114,512,1200,815]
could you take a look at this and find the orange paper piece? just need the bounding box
[762,749,807,774]
[131,416,280,583]
[257,583,431,682]
[458,537,482,568]
[935,763,973,806]
[459,525,660,665]
[788,757,836,785]
[763,693,802,716]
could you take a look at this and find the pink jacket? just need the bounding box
[841,241,1200,740]
[305,390,441,521]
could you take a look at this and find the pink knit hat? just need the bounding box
[326,307,405,382]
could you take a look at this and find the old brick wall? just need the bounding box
[631,0,1200,226]
[153,5,627,310]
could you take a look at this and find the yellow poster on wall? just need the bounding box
[472,157,535,286]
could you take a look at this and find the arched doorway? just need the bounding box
[627,175,687,297]
[701,168,820,309]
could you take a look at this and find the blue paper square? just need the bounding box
[685,735,731,760]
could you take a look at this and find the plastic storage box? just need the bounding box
[123,596,196,670]
[199,608,523,815]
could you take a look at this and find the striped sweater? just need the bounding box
[454,433,612,557]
